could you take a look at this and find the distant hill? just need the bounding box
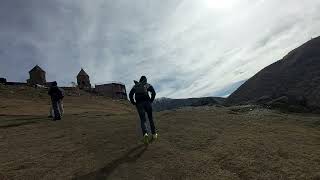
[153,97,225,111]
[227,36,320,112]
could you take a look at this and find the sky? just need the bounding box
[0,0,320,98]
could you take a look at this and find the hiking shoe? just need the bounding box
[143,133,149,145]
[152,133,158,140]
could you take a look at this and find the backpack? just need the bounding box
[134,81,149,95]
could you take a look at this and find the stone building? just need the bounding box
[77,68,91,89]
[27,65,46,85]
[95,83,127,99]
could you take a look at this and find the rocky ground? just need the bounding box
[1,85,320,179]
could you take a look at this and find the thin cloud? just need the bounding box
[0,0,319,98]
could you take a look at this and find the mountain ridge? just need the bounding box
[227,36,320,112]
[153,96,225,111]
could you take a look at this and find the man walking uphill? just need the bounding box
[48,81,64,121]
[129,76,157,144]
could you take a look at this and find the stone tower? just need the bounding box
[27,65,46,85]
[77,68,91,89]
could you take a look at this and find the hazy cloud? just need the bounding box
[0,0,319,98]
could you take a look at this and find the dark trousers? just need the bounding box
[51,100,62,120]
[136,101,156,135]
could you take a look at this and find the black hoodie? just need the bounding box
[129,76,156,104]
[48,85,64,101]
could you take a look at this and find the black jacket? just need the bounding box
[48,86,64,101]
[129,82,156,104]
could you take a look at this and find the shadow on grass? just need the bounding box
[74,144,147,180]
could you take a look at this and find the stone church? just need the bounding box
[76,68,127,99]
[77,68,91,89]
[27,65,46,85]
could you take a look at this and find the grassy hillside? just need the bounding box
[0,85,320,179]
[0,85,133,116]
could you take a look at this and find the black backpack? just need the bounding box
[134,81,149,96]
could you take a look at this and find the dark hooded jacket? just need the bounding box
[129,76,156,104]
[48,84,64,102]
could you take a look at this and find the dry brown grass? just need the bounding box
[0,85,320,179]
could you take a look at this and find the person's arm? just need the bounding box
[129,87,136,105]
[148,85,156,102]
[48,88,52,96]
[59,87,65,100]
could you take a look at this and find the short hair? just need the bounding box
[139,76,147,82]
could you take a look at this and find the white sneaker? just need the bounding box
[152,133,158,140]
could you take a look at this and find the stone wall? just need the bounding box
[95,83,127,99]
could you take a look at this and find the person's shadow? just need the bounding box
[74,144,148,180]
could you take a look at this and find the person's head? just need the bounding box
[139,76,147,83]
[52,81,57,86]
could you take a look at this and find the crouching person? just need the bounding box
[48,81,64,121]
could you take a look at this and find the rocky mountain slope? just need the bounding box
[227,36,320,112]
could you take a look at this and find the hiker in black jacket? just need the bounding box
[129,76,157,144]
[48,81,64,121]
